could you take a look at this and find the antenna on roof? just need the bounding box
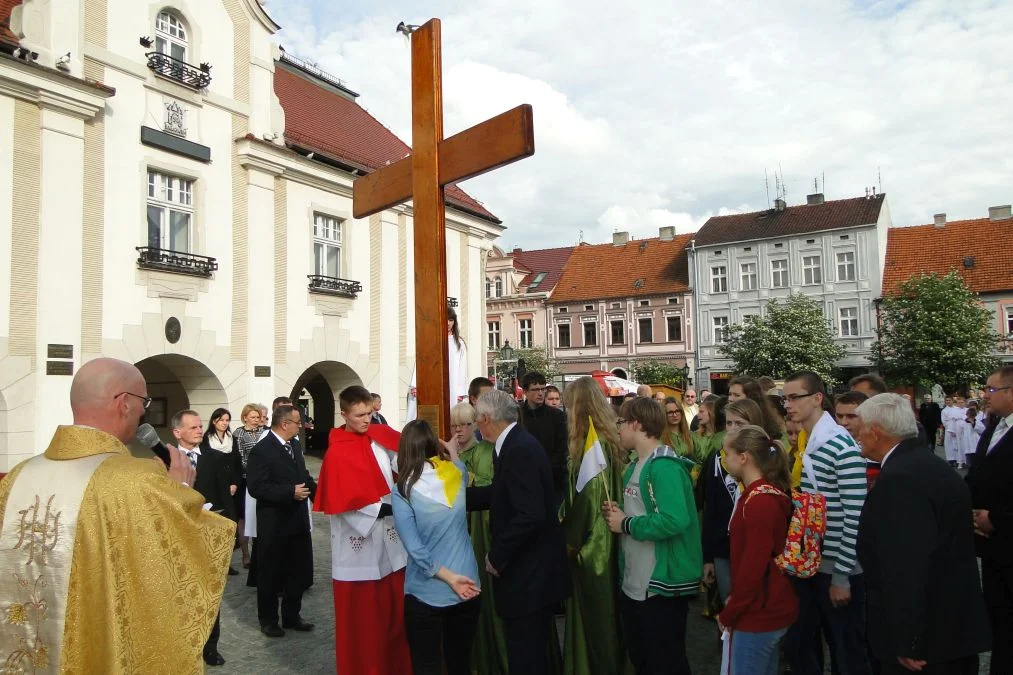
[577,230,584,245]
[765,168,770,209]
[778,163,786,204]
[878,166,882,194]
[823,171,826,196]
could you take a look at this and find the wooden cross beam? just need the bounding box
[352,18,535,437]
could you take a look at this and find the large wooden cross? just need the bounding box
[352,18,535,437]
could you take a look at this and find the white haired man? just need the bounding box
[856,393,990,674]
[470,390,571,674]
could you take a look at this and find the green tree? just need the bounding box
[514,345,560,381]
[629,358,687,387]
[720,293,845,385]
[873,271,999,389]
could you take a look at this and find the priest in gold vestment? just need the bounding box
[0,358,234,673]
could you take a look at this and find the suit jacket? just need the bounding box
[193,443,237,521]
[518,403,568,491]
[370,412,388,426]
[966,417,1013,567]
[919,402,942,430]
[472,424,571,619]
[246,432,318,538]
[859,438,990,663]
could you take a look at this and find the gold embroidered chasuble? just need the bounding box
[0,426,235,673]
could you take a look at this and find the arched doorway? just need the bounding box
[135,354,228,444]
[611,367,629,380]
[290,361,362,453]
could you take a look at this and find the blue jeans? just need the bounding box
[728,627,787,675]
[784,573,872,675]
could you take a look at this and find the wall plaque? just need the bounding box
[254,366,272,377]
[47,344,73,359]
[165,317,181,344]
[46,361,74,376]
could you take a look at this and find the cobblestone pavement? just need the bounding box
[214,452,988,674]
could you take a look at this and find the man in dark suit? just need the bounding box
[246,404,317,637]
[172,409,236,667]
[856,393,990,675]
[472,389,571,675]
[518,371,568,508]
[966,365,1013,674]
[369,392,388,425]
[919,394,943,448]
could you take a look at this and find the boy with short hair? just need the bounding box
[604,396,702,674]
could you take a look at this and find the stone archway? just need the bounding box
[289,361,363,454]
[135,354,228,444]
[611,367,629,380]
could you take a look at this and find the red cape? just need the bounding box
[314,424,401,515]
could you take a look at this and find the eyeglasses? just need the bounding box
[784,392,817,403]
[617,418,629,428]
[116,392,152,409]
[986,386,1011,394]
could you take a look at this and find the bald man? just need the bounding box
[0,358,234,672]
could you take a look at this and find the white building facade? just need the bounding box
[689,193,891,393]
[0,0,501,467]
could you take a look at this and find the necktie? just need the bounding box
[989,419,1009,453]
[284,441,294,459]
[187,450,198,469]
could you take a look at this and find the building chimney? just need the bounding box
[613,231,629,247]
[774,198,786,212]
[806,193,825,205]
[511,247,522,254]
[658,226,675,241]
[933,213,946,227]
[988,205,1012,221]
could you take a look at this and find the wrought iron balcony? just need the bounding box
[145,51,212,89]
[137,247,218,278]
[308,275,362,298]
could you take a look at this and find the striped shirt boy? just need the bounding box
[801,411,868,586]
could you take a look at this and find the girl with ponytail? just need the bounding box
[717,425,798,674]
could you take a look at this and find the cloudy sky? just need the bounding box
[263,0,1012,250]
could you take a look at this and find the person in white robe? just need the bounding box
[406,306,469,424]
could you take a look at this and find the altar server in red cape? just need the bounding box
[315,385,410,674]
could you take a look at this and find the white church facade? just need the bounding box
[0,0,502,468]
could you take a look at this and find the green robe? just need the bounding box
[459,440,509,675]
[560,443,634,675]
[459,440,563,675]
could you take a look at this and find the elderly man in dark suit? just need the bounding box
[856,393,990,675]
[966,365,1013,674]
[246,404,317,637]
[471,389,571,675]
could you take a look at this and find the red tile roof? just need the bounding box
[694,195,885,247]
[273,62,498,223]
[550,234,693,303]
[882,216,1013,295]
[511,246,574,293]
[1,0,22,48]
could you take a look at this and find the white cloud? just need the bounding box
[266,0,1013,248]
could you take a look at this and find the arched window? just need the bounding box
[494,277,503,297]
[485,278,492,298]
[155,11,188,62]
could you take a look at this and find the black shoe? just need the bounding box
[282,620,314,632]
[203,651,226,666]
[260,624,285,638]
[227,566,239,576]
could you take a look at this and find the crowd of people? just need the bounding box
[1,353,1010,675]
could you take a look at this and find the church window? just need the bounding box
[147,170,193,252]
[312,213,343,278]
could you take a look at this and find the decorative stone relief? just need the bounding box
[164,99,187,137]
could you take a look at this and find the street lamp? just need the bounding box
[499,340,515,362]
[681,363,691,387]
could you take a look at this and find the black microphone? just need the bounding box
[136,423,173,468]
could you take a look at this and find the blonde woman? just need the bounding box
[233,403,264,568]
[560,377,632,675]
[452,402,509,675]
